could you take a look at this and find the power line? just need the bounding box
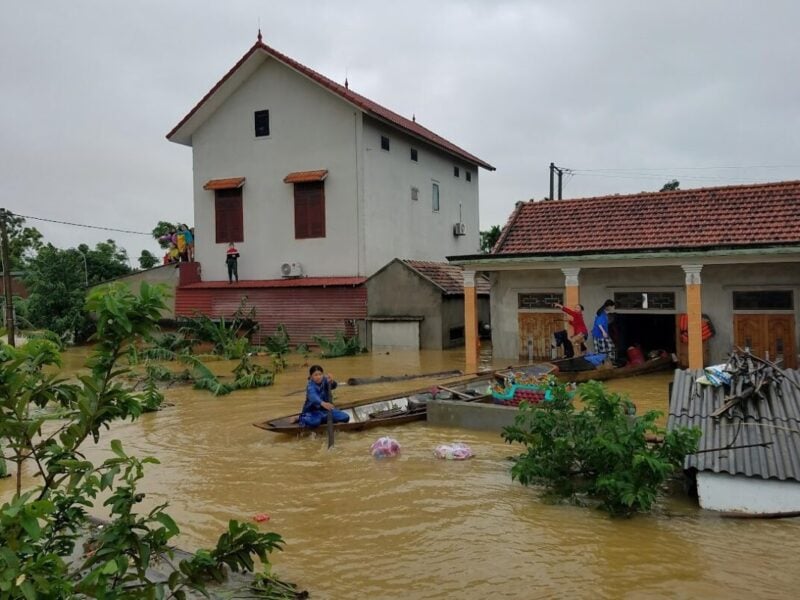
[570,164,800,172]
[11,212,152,236]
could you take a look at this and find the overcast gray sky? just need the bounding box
[2,1,799,263]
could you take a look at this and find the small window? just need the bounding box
[381,135,390,151]
[411,186,419,201]
[432,182,440,212]
[518,293,564,309]
[733,290,793,310]
[453,166,460,178]
[614,291,676,310]
[254,110,270,137]
[466,171,472,182]
[410,148,418,162]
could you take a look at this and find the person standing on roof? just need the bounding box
[226,241,240,284]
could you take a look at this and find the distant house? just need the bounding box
[365,259,490,349]
[668,367,800,515]
[449,180,800,370]
[167,33,493,344]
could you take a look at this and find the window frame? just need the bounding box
[214,188,244,243]
[453,166,460,178]
[254,109,270,138]
[380,135,390,151]
[432,181,440,212]
[293,180,326,240]
[410,147,418,162]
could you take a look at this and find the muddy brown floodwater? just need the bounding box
[3,347,799,599]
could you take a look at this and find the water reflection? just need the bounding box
[3,348,799,598]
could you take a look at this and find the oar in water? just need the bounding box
[326,377,335,449]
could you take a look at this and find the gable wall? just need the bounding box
[361,117,480,273]
[191,58,361,281]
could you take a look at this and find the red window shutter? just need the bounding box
[215,189,244,243]
[294,181,325,239]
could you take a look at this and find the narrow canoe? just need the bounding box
[253,374,497,435]
[551,353,675,383]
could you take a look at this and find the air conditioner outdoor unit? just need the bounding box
[280,262,304,277]
[453,222,467,236]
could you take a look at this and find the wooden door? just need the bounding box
[733,314,796,368]
[518,312,566,359]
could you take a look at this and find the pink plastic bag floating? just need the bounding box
[434,443,474,460]
[370,436,401,458]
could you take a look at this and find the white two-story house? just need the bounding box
[167,33,494,343]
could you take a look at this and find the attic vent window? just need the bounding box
[411,186,419,201]
[380,135,390,151]
[254,110,270,137]
[466,171,472,182]
[410,148,418,162]
[453,166,460,178]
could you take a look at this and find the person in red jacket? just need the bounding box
[225,242,240,283]
[555,302,588,356]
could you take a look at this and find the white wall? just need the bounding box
[362,117,481,274]
[697,472,800,515]
[191,58,361,281]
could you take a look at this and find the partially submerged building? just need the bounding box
[450,180,800,370]
[166,32,493,344]
[668,366,800,516]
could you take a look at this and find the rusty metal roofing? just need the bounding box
[667,368,800,482]
[179,277,365,290]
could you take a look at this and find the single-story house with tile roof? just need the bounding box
[365,259,490,349]
[167,32,493,345]
[669,367,800,515]
[449,180,800,370]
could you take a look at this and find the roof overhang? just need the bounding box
[283,170,328,184]
[448,245,800,271]
[203,177,246,191]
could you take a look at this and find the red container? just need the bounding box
[627,345,645,366]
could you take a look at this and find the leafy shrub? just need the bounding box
[502,379,700,516]
[313,331,363,358]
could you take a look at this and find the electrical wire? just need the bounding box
[10,212,152,236]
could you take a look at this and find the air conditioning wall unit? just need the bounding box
[453,222,467,236]
[280,262,304,278]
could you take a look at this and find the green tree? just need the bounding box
[0,283,293,598]
[24,241,132,342]
[480,225,502,253]
[152,221,176,249]
[2,212,44,270]
[660,179,680,191]
[502,379,700,516]
[138,249,158,269]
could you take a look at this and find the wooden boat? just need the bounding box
[551,353,674,383]
[253,375,497,435]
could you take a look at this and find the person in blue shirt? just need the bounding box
[592,299,616,361]
[299,365,350,428]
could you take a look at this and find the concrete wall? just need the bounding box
[366,260,443,348]
[362,117,481,274]
[371,321,420,348]
[192,58,361,281]
[94,265,179,318]
[697,471,800,514]
[440,295,490,349]
[427,399,518,432]
[490,261,800,362]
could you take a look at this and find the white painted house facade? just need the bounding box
[166,33,493,343]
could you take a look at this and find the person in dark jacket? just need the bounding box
[299,365,350,428]
[225,242,240,283]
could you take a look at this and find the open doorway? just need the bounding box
[611,313,676,360]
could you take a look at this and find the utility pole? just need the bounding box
[549,163,565,200]
[0,209,15,346]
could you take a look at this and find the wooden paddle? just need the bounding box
[435,385,474,399]
[326,377,335,449]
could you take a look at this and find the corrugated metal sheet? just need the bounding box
[175,285,367,345]
[668,368,800,482]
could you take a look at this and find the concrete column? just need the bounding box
[682,264,704,369]
[463,269,479,371]
[561,268,581,335]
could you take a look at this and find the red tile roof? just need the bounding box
[203,177,246,190]
[402,260,490,295]
[283,170,328,184]
[167,38,494,171]
[180,277,365,290]
[493,180,800,255]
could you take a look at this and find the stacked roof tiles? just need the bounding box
[493,180,800,255]
[402,260,491,295]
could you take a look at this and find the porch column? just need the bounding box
[463,269,479,371]
[682,264,704,370]
[562,268,581,334]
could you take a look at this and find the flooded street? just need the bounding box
[4,348,800,598]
